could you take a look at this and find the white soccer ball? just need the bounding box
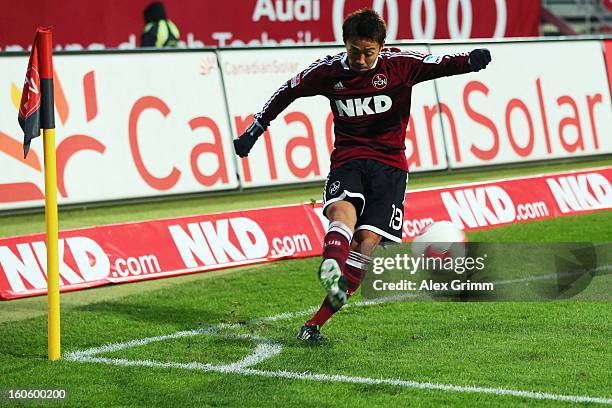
[411,221,467,261]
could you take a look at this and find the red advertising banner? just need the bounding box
[1,168,610,299]
[603,40,612,97]
[2,0,540,52]
[400,167,612,239]
[0,205,324,299]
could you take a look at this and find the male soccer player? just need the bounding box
[233,9,491,343]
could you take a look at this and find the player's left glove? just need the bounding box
[468,49,491,72]
[233,121,264,158]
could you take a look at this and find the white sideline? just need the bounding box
[68,354,612,405]
[65,294,612,405]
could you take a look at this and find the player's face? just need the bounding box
[345,38,383,73]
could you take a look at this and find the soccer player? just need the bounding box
[233,8,491,343]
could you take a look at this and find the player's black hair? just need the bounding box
[342,8,386,44]
[144,2,167,23]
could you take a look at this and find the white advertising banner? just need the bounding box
[220,45,448,188]
[1,40,609,211]
[430,40,612,168]
[0,51,238,210]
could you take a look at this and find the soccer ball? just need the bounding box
[411,221,467,260]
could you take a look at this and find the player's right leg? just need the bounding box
[315,162,365,309]
[318,201,356,308]
[298,161,366,343]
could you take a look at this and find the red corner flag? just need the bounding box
[18,26,55,159]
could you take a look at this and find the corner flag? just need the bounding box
[18,26,60,361]
[18,27,55,158]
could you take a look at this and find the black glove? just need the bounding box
[233,122,264,158]
[469,48,491,72]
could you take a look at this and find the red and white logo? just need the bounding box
[372,73,387,89]
[290,72,301,88]
[19,66,41,118]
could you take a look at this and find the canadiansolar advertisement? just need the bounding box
[1,1,611,406]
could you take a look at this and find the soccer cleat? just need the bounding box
[318,258,348,308]
[297,324,324,344]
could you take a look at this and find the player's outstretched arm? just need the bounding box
[411,48,492,83]
[233,121,264,158]
[232,55,331,158]
[468,48,492,72]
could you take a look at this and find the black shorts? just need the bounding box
[322,159,407,243]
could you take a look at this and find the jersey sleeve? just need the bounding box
[401,51,472,84]
[253,56,333,129]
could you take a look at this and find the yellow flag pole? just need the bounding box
[33,26,61,361]
[21,27,59,360]
[43,128,60,361]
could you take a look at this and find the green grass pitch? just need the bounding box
[0,159,611,407]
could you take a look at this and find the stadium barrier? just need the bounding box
[1,38,611,210]
[1,0,541,51]
[1,167,610,299]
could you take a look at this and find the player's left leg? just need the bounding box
[343,229,382,295]
[298,201,357,344]
[344,159,407,305]
[298,160,405,343]
[297,229,381,343]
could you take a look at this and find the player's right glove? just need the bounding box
[468,48,492,72]
[233,121,264,158]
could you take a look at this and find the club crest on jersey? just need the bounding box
[372,73,387,89]
[329,181,341,195]
[290,73,301,88]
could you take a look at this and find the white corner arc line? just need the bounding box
[65,293,612,405]
[66,331,283,372]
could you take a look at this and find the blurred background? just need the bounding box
[1,0,611,52]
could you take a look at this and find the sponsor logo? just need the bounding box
[169,217,269,268]
[333,81,345,90]
[547,173,611,213]
[332,0,509,42]
[0,237,110,293]
[334,95,392,117]
[440,185,552,228]
[372,73,387,89]
[329,181,341,195]
[441,186,515,228]
[252,0,321,22]
[290,73,301,88]
[423,55,443,64]
[3,67,105,208]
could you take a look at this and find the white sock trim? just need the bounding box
[327,221,353,243]
[348,251,372,263]
[346,251,371,271]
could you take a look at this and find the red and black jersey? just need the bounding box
[254,48,471,172]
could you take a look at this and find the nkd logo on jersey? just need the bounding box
[335,95,392,117]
